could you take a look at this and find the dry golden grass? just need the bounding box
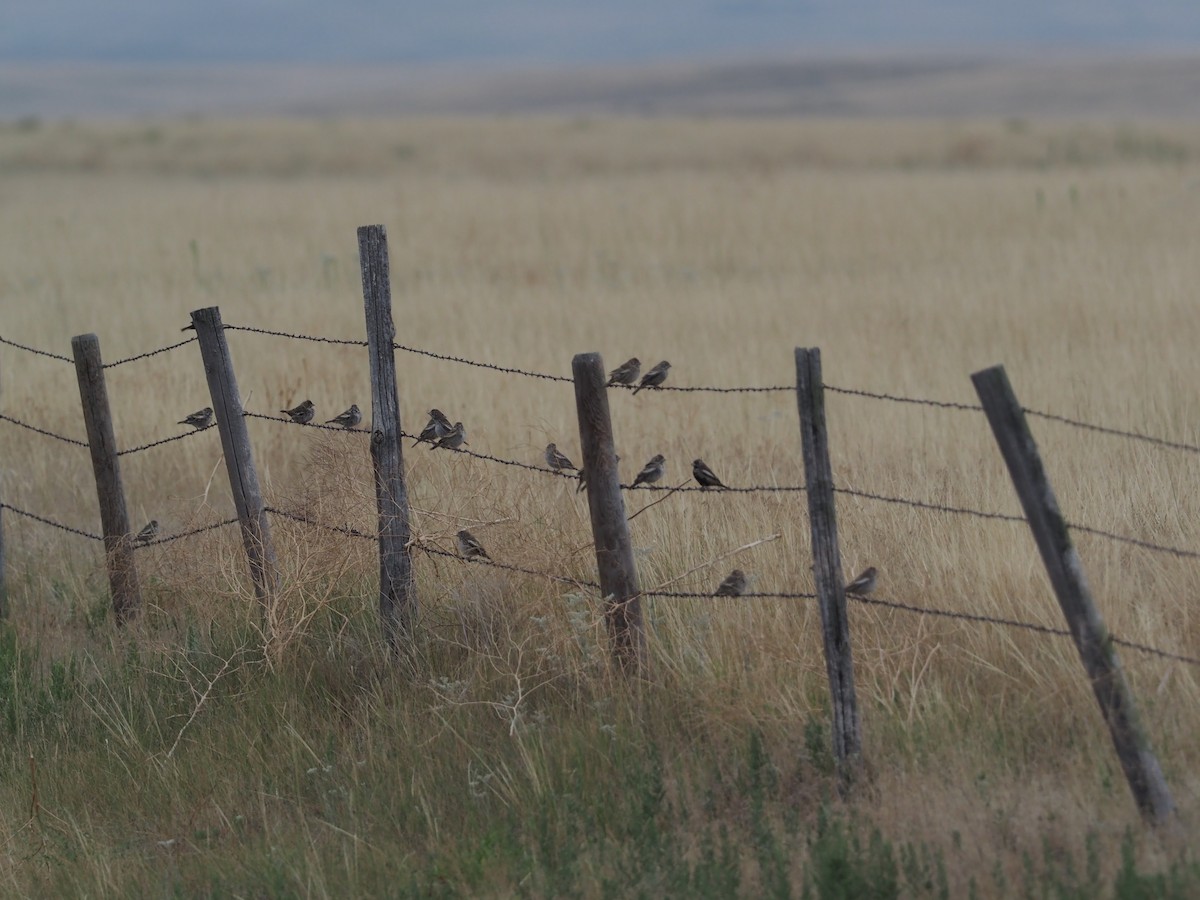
[0,116,1198,894]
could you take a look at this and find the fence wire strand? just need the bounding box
[118,427,214,457]
[0,412,89,448]
[139,517,242,547]
[0,334,72,363]
[0,502,102,541]
[223,324,368,347]
[102,337,197,369]
[1024,407,1200,456]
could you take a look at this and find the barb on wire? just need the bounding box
[139,517,241,547]
[420,543,601,589]
[223,324,368,347]
[825,384,982,412]
[0,334,72,363]
[0,502,102,541]
[102,337,197,369]
[392,342,572,383]
[1024,407,1200,457]
[0,412,89,448]
[117,427,213,457]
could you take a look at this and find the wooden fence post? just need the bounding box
[190,307,278,611]
[572,352,647,675]
[972,365,1175,826]
[358,224,416,653]
[795,347,862,789]
[72,334,142,624]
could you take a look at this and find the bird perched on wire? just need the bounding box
[413,409,452,446]
[606,357,641,387]
[281,400,315,424]
[845,566,877,595]
[325,404,362,429]
[714,569,748,597]
[134,520,159,544]
[178,407,213,430]
[633,360,671,394]
[431,421,467,450]
[456,529,491,560]
[630,454,666,488]
[545,443,577,472]
[692,458,726,490]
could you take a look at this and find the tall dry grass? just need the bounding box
[0,116,1198,894]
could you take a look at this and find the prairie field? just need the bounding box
[1,116,1199,896]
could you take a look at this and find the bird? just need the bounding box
[692,458,726,489]
[630,454,665,488]
[606,357,641,387]
[281,400,315,424]
[413,409,452,446]
[178,407,213,430]
[545,443,577,472]
[632,360,671,394]
[431,421,467,450]
[325,404,362,429]
[714,569,748,597]
[845,566,877,595]
[456,529,491,560]
[134,520,159,544]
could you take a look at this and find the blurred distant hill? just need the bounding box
[5,54,1200,119]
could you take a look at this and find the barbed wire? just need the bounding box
[102,337,197,369]
[1067,522,1200,561]
[610,383,792,394]
[0,334,72,363]
[630,482,805,493]
[222,324,368,347]
[392,342,574,383]
[0,412,89,448]
[140,517,241,547]
[0,502,102,541]
[117,427,213,457]
[419,543,602,589]
[642,589,817,599]
[847,593,1200,667]
[1024,407,1200,456]
[265,506,376,541]
[825,384,982,412]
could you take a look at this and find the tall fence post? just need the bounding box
[572,352,647,675]
[190,307,278,612]
[72,334,142,624]
[795,347,862,789]
[358,224,416,654]
[972,365,1175,826]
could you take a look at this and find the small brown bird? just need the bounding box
[545,443,577,472]
[714,569,748,597]
[630,454,666,488]
[456,529,491,560]
[134,520,159,544]
[325,404,362,429]
[431,421,467,450]
[845,566,877,595]
[632,360,671,394]
[178,407,213,430]
[413,409,452,446]
[692,458,726,489]
[281,400,315,424]
[606,357,641,387]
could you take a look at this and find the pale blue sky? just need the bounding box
[5,2,1200,64]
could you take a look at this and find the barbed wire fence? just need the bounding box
[2,226,1197,820]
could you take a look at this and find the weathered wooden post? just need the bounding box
[972,364,1175,826]
[358,224,416,653]
[72,334,142,624]
[190,307,278,611]
[795,347,862,790]
[572,352,647,675]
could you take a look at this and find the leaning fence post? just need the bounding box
[572,352,647,675]
[190,307,278,611]
[358,224,416,654]
[972,365,1175,826]
[795,347,862,790]
[72,334,142,624]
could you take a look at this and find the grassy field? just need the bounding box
[1,116,1199,896]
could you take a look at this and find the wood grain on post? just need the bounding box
[572,352,647,674]
[972,365,1175,826]
[72,334,141,624]
[795,347,862,787]
[358,224,416,652]
[190,307,278,610]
